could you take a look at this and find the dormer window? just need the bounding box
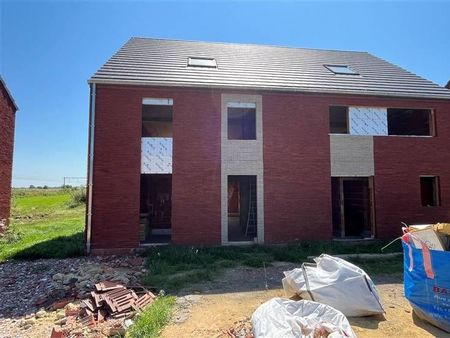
[325,65,359,75]
[188,57,217,68]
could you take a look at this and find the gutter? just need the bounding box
[85,83,96,254]
[87,79,450,101]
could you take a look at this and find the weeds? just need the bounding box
[143,245,279,291]
[143,241,402,292]
[68,188,87,208]
[349,255,403,275]
[0,227,23,244]
[126,296,176,338]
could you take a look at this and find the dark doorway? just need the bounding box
[140,174,172,243]
[332,177,374,238]
[228,175,257,242]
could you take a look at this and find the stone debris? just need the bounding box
[0,255,147,337]
[171,294,202,324]
[220,318,253,338]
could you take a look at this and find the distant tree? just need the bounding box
[43,185,49,189]
[29,185,35,189]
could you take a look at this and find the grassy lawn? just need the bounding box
[0,188,85,262]
[143,241,403,292]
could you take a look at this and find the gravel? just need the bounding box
[0,255,146,337]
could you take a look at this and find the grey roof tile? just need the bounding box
[89,38,450,100]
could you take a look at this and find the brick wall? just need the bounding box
[171,89,221,245]
[262,92,333,243]
[373,103,450,239]
[0,83,16,228]
[263,92,450,242]
[90,85,221,252]
[90,84,450,250]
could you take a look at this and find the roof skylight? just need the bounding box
[188,57,217,68]
[324,65,359,75]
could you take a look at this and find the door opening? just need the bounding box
[140,174,171,243]
[332,177,374,238]
[227,175,257,242]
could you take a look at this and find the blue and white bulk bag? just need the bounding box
[403,231,450,332]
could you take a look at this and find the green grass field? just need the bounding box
[0,188,85,262]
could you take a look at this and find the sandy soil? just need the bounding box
[161,263,450,338]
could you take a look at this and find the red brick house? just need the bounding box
[86,38,450,254]
[0,77,18,230]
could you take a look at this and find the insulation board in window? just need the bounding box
[349,107,388,136]
[141,137,172,174]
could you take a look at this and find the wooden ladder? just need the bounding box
[245,180,257,237]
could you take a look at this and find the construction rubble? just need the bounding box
[406,222,450,251]
[221,318,253,338]
[49,281,156,338]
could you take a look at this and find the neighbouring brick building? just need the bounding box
[86,38,450,254]
[0,77,18,230]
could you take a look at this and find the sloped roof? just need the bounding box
[90,37,450,100]
[0,76,18,111]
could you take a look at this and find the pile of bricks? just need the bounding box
[79,281,156,323]
[50,281,157,337]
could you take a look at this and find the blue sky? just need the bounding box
[1,1,449,187]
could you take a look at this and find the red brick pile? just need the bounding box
[80,281,156,322]
[50,281,156,338]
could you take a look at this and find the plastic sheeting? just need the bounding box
[282,254,384,317]
[403,234,450,332]
[251,298,356,338]
[141,137,172,174]
[348,106,388,136]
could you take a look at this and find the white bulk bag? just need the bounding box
[251,298,356,338]
[282,254,384,317]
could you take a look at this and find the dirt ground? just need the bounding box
[161,262,450,338]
